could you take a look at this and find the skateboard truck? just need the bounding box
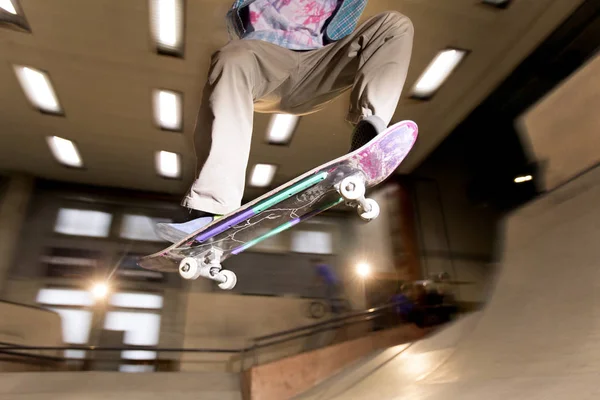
[178,248,237,290]
[337,175,380,221]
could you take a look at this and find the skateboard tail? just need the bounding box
[194,171,329,244]
[231,197,344,255]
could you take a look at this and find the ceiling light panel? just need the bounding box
[250,164,277,187]
[47,136,83,168]
[14,66,63,114]
[0,0,17,14]
[411,49,468,99]
[482,0,512,8]
[149,0,184,56]
[153,89,182,131]
[267,114,299,145]
[155,150,181,178]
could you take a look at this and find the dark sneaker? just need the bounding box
[156,215,217,243]
[349,115,387,152]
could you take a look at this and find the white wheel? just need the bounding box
[217,270,237,290]
[358,198,380,221]
[179,257,201,280]
[339,176,365,201]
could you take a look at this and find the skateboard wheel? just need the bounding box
[179,257,201,280]
[217,270,237,290]
[358,198,380,221]
[339,176,365,201]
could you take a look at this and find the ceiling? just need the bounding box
[0,0,585,201]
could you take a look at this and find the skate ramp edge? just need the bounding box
[241,323,427,400]
[294,311,482,400]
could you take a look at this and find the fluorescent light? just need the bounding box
[153,89,182,131]
[250,163,277,187]
[0,0,17,14]
[514,175,533,183]
[14,66,62,114]
[150,0,184,54]
[267,114,299,144]
[412,49,467,98]
[46,136,83,168]
[155,150,181,178]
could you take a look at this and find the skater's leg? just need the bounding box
[183,40,297,214]
[283,11,414,149]
[157,40,296,242]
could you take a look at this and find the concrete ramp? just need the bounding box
[296,164,600,399]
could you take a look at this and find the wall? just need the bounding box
[0,300,63,371]
[519,52,600,192]
[0,372,241,400]
[411,152,501,305]
[181,292,323,372]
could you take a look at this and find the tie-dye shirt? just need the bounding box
[243,0,340,50]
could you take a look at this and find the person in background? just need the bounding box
[311,258,342,313]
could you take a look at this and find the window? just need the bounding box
[54,208,112,237]
[109,292,163,309]
[104,311,160,346]
[37,288,94,307]
[37,287,95,360]
[291,230,333,254]
[48,308,93,344]
[120,364,155,373]
[104,311,161,363]
[120,214,171,241]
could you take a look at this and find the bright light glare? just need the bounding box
[150,0,183,52]
[46,136,83,168]
[155,150,181,178]
[0,0,17,14]
[356,262,371,278]
[250,163,277,187]
[15,66,62,113]
[267,114,298,144]
[412,49,467,98]
[514,175,533,183]
[91,282,109,299]
[153,90,182,130]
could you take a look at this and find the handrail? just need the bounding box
[0,345,242,353]
[253,303,396,342]
[0,301,403,366]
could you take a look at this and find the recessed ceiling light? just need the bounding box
[267,114,299,144]
[155,150,181,178]
[149,0,184,55]
[514,175,533,183]
[482,0,512,8]
[14,66,62,114]
[411,48,468,99]
[0,0,17,14]
[46,136,83,168]
[153,89,182,131]
[250,164,277,187]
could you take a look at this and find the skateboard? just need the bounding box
[137,120,418,290]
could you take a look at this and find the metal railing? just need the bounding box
[0,302,400,371]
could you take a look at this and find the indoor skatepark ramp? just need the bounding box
[297,164,600,400]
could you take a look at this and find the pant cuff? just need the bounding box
[181,195,238,216]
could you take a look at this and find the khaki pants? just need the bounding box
[183,11,414,214]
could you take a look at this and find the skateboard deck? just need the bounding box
[138,120,418,288]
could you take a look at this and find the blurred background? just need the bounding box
[0,0,599,399]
